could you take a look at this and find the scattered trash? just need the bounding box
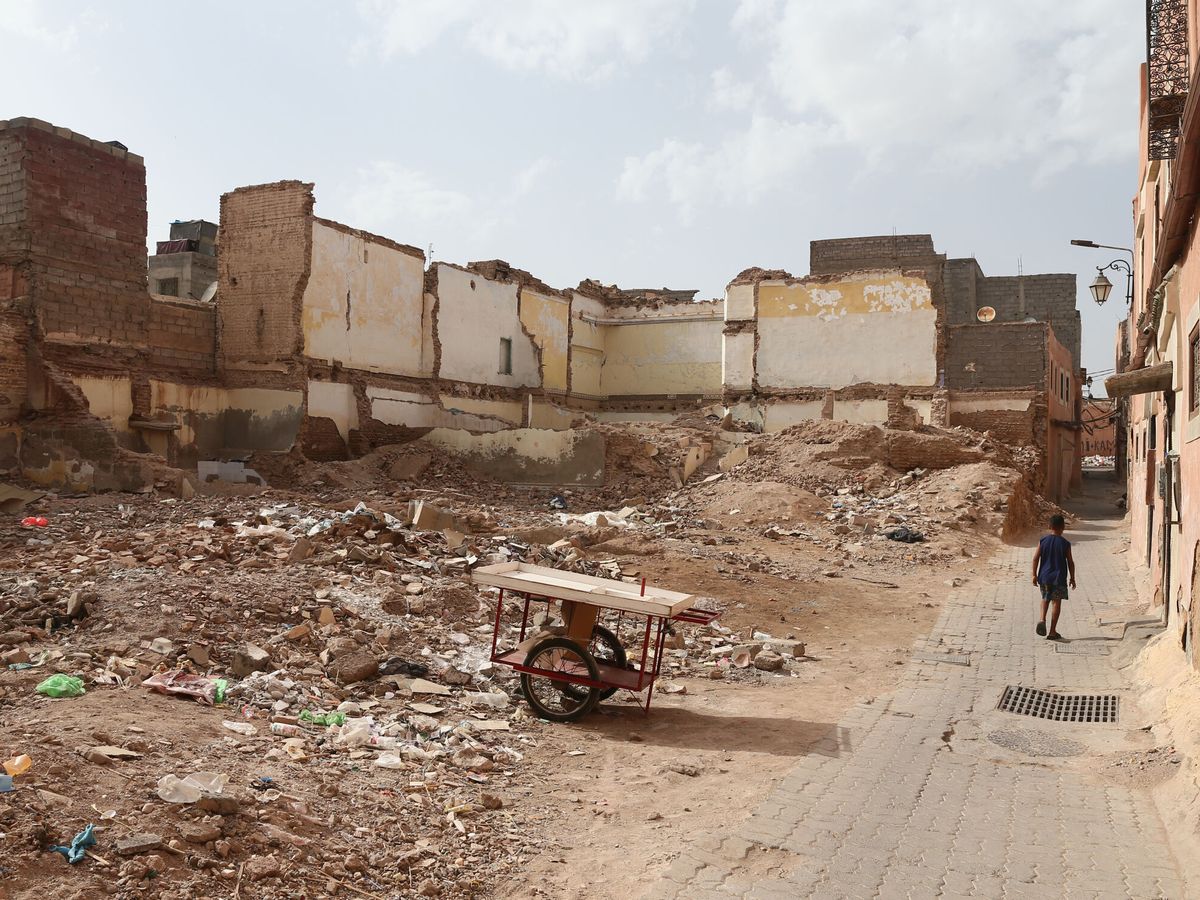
[36,674,85,698]
[48,823,96,864]
[298,710,346,727]
[20,515,49,528]
[157,772,230,804]
[221,720,258,736]
[3,754,31,777]
[884,526,926,543]
[548,495,568,510]
[143,671,227,705]
[0,774,12,792]
[379,657,430,677]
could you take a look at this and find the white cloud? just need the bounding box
[709,67,755,112]
[354,0,695,79]
[0,0,93,46]
[511,157,556,198]
[343,162,472,237]
[618,115,837,223]
[625,0,1141,216]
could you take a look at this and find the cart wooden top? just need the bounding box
[471,561,695,618]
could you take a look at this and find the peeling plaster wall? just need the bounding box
[435,265,539,388]
[307,380,359,442]
[833,399,890,424]
[722,332,755,390]
[302,221,426,375]
[519,288,569,393]
[755,272,937,389]
[73,376,133,434]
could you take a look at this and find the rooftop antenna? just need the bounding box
[426,243,434,268]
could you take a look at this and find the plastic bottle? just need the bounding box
[270,722,302,737]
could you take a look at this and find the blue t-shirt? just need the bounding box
[1037,534,1071,586]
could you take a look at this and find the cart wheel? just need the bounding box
[562,625,627,702]
[520,637,601,723]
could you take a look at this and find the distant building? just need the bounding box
[148,219,217,301]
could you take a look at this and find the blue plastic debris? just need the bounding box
[0,774,12,792]
[49,823,96,864]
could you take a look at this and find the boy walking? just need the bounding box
[1031,514,1076,640]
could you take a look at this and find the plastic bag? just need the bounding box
[3,754,31,776]
[157,771,229,804]
[49,823,96,864]
[36,674,85,698]
[299,709,346,727]
[143,670,226,705]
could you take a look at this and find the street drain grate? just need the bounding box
[1054,644,1111,656]
[997,686,1119,724]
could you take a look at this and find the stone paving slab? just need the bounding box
[646,505,1187,899]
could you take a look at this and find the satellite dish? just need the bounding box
[976,306,996,323]
[199,281,218,303]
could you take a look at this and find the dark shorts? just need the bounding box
[1040,582,1069,602]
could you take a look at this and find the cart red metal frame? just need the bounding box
[472,562,719,721]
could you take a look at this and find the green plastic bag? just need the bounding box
[299,709,346,727]
[36,674,85,698]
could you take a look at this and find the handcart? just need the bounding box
[471,562,720,722]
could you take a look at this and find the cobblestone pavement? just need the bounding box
[648,489,1188,899]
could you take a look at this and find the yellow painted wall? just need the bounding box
[302,222,426,376]
[755,272,936,389]
[519,289,570,392]
[600,319,723,397]
[74,376,133,432]
[569,293,606,398]
[307,380,359,441]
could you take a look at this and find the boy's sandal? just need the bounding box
[1036,623,1046,636]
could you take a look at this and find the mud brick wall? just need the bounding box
[6,120,151,345]
[976,274,1079,369]
[0,301,27,421]
[218,181,313,367]
[946,323,1048,390]
[950,407,1036,446]
[148,299,216,375]
[810,235,943,275]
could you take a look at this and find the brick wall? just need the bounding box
[949,408,1036,446]
[218,181,313,367]
[0,301,27,421]
[946,322,1048,390]
[810,235,944,275]
[148,298,216,375]
[12,121,151,345]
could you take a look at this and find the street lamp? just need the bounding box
[1070,240,1134,307]
[1089,259,1132,306]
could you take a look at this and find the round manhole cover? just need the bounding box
[987,728,1085,757]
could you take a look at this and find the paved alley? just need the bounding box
[649,479,1189,899]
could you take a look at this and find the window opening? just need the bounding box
[499,338,513,375]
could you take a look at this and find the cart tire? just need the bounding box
[562,625,626,702]
[520,637,601,723]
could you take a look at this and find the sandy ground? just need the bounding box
[498,537,994,898]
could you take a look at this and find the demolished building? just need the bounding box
[0,117,1084,501]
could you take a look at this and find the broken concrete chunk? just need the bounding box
[231,644,271,677]
[762,638,805,658]
[287,536,314,563]
[178,821,221,844]
[752,650,786,672]
[116,832,163,856]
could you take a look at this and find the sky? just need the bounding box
[2,0,1143,391]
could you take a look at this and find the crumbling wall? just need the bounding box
[148,298,216,375]
[599,304,723,398]
[434,263,540,388]
[0,297,27,422]
[519,287,570,393]
[422,427,605,486]
[810,235,943,275]
[751,270,938,390]
[218,180,313,368]
[301,219,426,376]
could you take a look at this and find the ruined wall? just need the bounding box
[148,381,303,460]
[148,298,216,375]
[218,180,313,368]
[753,271,938,390]
[568,292,606,399]
[599,303,723,398]
[301,219,426,375]
[519,288,570,393]
[434,264,540,388]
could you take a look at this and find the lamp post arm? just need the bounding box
[1098,259,1133,304]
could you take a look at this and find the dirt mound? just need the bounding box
[702,481,825,527]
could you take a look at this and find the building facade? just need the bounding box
[1109,1,1199,668]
